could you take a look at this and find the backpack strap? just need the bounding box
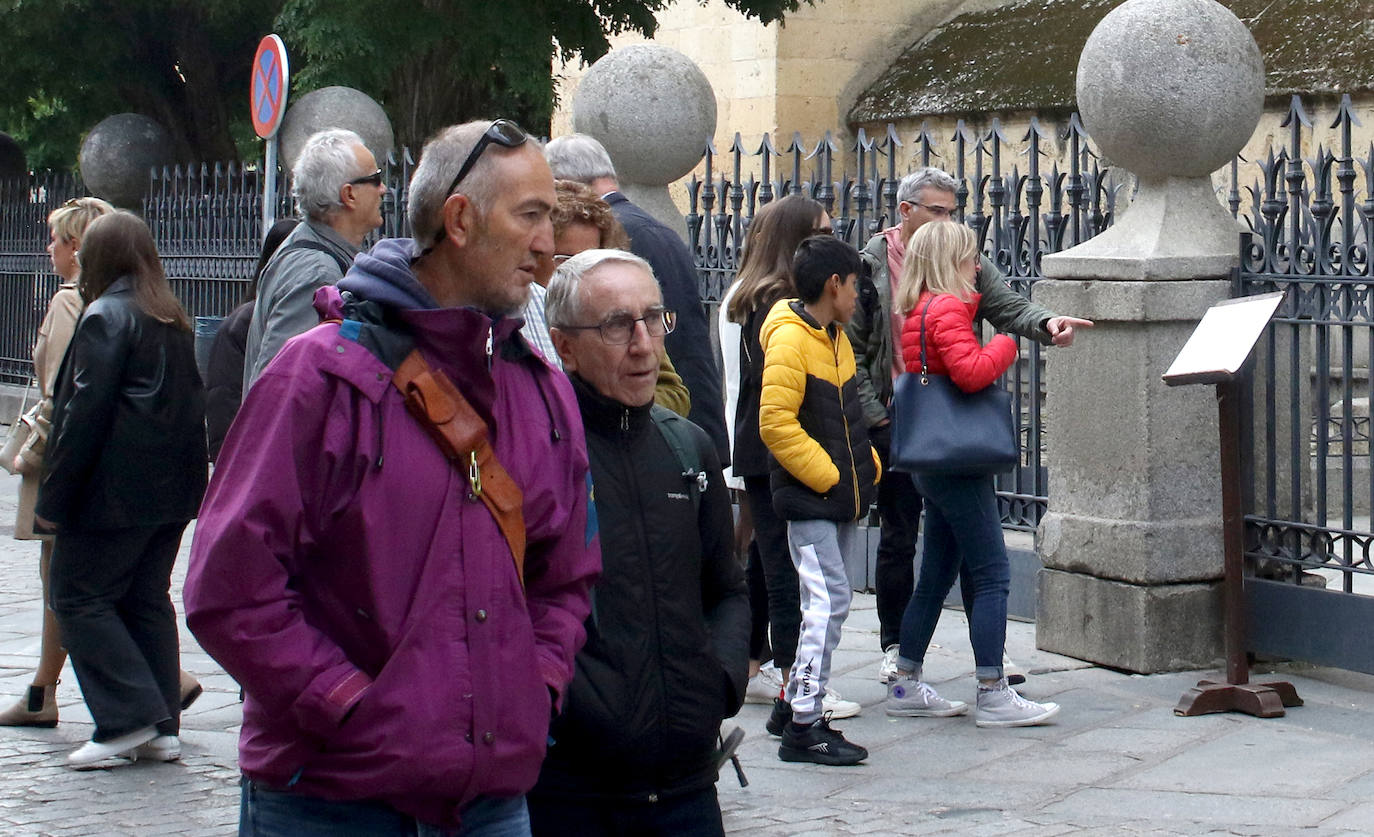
[650,405,706,512]
[392,349,527,588]
[278,239,353,275]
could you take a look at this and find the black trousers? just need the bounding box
[742,475,801,672]
[50,521,187,741]
[529,786,724,837]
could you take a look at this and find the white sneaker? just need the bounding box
[1004,653,1027,686]
[821,687,861,719]
[885,676,968,717]
[745,662,785,705]
[877,644,900,684]
[975,679,1059,728]
[67,725,159,768]
[129,735,181,762]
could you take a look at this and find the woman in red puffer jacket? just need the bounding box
[884,220,1061,729]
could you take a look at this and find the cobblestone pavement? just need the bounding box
[4,468,1374,834]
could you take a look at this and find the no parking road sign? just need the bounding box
[251,35,289,139]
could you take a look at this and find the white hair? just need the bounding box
[896,166,959,204]
[546,249,655,328]
[292,129,368,222]
[545,134,617,184]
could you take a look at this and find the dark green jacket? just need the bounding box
[846,231,1056,427]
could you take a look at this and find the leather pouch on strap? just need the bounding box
[392,350,527,588]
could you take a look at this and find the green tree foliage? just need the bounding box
[0,0,280,169]
[277,0,802,150]
[0,0,801,170]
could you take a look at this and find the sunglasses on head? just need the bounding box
[443,119,529,198]
[348,169,384,187]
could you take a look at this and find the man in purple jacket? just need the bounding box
[185,119,600,836]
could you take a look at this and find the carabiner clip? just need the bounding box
[468,451,483,496]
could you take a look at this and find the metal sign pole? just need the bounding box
[263,136,278,243]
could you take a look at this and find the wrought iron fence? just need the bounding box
[0,150,421,385]
[1234,94,1374,596]
[685,115,1123,529]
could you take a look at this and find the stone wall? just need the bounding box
[552,0,950,172]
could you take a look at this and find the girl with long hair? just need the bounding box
[37,211,209,766]
[721,194,860,726]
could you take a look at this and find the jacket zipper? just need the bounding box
[620,417,668,797]
[832,329,862,520]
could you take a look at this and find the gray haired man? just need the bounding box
[242,128,387,390]
[530,248,748,836]
[545,133,731,464]
[848,166,1093,684]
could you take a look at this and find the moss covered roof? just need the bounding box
[849,0,1374,124]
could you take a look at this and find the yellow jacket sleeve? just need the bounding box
[758,325,840,494]
[652,350,691,418]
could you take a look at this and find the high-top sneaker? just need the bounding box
[975,678,1059,728]
[885,676,968,717]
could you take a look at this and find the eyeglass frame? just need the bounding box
[909,201,955,219]
[559,306,677,345]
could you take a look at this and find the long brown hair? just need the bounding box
[77,211,191,332]
[726,194,826,323]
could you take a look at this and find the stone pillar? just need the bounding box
[1034,0,1264,672]
[571,44,717,241]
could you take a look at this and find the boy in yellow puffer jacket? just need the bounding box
[759,235,880,766]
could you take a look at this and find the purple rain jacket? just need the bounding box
[184,238,600,829]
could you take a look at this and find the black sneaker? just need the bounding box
[778,716,868,766]
[765,697,792,737]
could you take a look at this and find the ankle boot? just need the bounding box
[179,671,203,711]
[0,683,58,728]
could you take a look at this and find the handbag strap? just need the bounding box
[392,349,528,589]
[917,298,934,382]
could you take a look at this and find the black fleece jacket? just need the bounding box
[534,376,750,803]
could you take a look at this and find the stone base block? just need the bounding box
[1038,511,1222,584]
[1036,568,1223,673]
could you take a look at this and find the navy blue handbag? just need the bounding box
[888,300,1018,476]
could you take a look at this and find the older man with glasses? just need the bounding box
[187,119,600,837]
[242,128,388,391]
[529,249,749,837]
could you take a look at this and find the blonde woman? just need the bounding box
[884,221,1060,728]
[0,197,112,727]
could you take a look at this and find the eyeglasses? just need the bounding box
[812,226,834,236]
[562,307,676,345]
[443,119,528,199]
[348,169,383,187]
[914,202,955,218]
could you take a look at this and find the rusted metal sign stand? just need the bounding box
[1163,292,1302,718]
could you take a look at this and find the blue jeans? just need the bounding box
[239,780,530,837]
[897,473,1009,682]
[527,786,724,836]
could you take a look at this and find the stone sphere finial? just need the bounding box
[279,86,395,171]
[1077,0,1263,180]
[572,45,717,187]
[79,114,176,209]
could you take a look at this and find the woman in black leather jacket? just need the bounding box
[36,211,208,768]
